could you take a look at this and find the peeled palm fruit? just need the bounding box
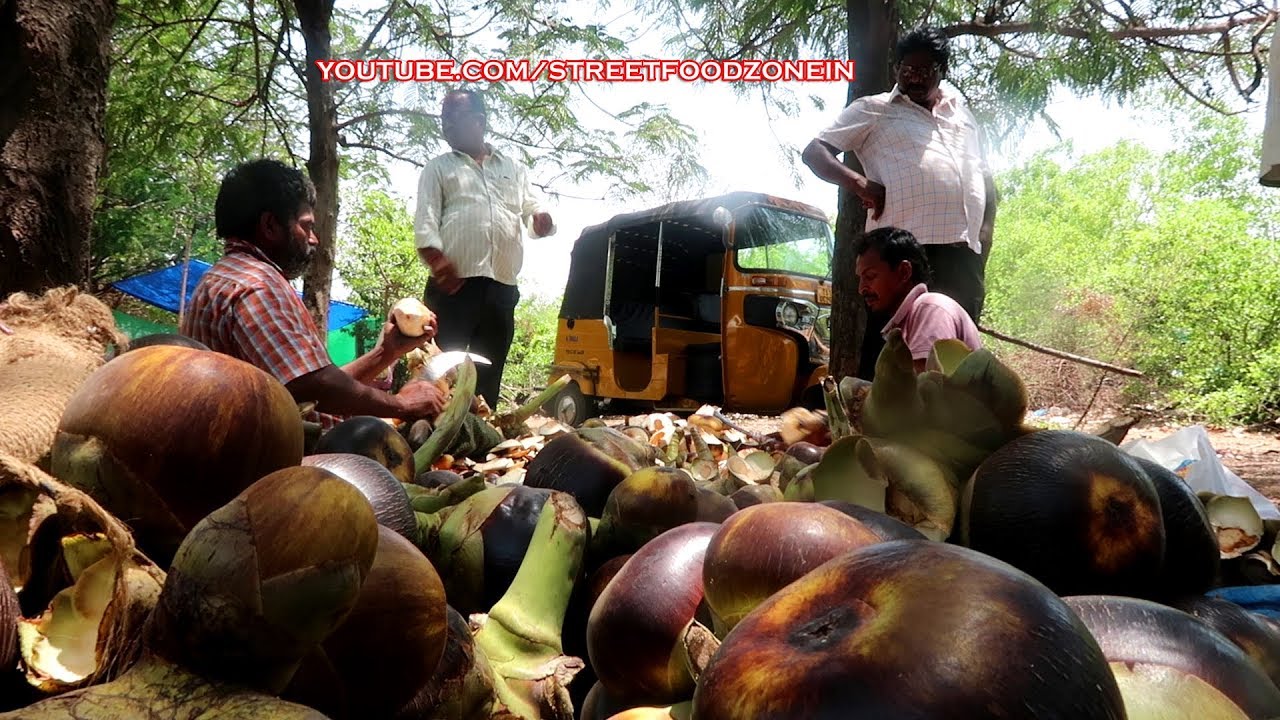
[392,298,435,338]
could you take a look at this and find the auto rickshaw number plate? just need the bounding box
[817,284,832,305]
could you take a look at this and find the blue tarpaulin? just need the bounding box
[112,260,368,331]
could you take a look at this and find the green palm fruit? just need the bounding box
[591,467,700,562]
[812,436,958,541]
[474,491,589,719]
[862,330,925,438]
[415,360,478,473]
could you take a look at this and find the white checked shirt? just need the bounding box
[414,144,554,285]
[817,83,988,253]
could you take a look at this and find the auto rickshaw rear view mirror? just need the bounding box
[713,206,732,228]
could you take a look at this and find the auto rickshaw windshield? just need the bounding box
[733,205,834,279]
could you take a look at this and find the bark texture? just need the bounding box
[0,0,117,295]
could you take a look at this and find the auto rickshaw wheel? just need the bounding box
[546,380,597,427]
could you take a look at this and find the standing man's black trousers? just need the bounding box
[424,276,520,407]
[923,243,985,324]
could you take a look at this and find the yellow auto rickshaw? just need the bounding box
[546,191,833,425]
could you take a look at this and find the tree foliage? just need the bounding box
[986,112,1280,423]
[94,0,708,296]
[334,189,427,318]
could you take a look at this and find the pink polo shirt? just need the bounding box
[882,283,983,360]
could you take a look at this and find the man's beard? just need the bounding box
[279,248,314,280]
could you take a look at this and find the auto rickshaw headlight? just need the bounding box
[779,302,801,327]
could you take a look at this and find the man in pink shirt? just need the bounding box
[854,226,982,372]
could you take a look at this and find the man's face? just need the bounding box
[441,95,485,154]
[855,248,914,314]
[895,49,943,107]
[262,205,317,280]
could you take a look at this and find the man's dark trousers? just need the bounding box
[923,243,985,324]
[425,276,519,407]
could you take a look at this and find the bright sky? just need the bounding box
[333,6,1272,304]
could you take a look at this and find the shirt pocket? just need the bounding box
[490,171,522,215]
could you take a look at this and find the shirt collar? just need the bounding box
[451,142,502,162]
[888,84,959,113]
[882,283,930,335]
[225,237,285,275]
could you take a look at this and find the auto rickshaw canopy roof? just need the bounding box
[559,192,830,320]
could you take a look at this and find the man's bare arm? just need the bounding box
[801,139,885,220]
[286,365,443,419]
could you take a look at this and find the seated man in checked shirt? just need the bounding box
[181,159,446,427]
[855,227,982,373]
[802,26,996,324]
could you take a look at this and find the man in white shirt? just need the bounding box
[414,88,555,407]
[802,27,997,325]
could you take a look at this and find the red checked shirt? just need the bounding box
[180,239,340,426]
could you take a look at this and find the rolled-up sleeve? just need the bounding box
[414,162,444,254]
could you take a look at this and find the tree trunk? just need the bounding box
[296,0,338,334]
[828,0,897,379]
[0,0,117,296]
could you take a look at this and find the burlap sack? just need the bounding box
[0,287,126,465]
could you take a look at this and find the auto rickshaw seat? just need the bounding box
[610,301,655,352]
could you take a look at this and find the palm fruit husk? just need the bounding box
[394,606,502,719]
[591,467,699,563]
[1168,595,1280,690]
[314,415,416,484]
[1,558,16,677]
[606,704,693,720]
[693,487,737,522]
[407,473,487,515]
[728,484,783,509]
[492,375,572,440]
[1204,495,1265,559]
[821,375,853,442]
[701,503,883,637]
[0,656,330,719]
[51,345,304,567]
[524,427,656,517]
[564,555,633,715]
[301,453,418,544]
[416,485,554,616]
[1,454,164,695]
[861,329,925,438]
[146,465,380,694]
[811,436,958,541]
[284,526,449,719]
[816,500,927,541]
[0,484,53,591]
[18,533,163,694]
[473,490,589,719]
[1133,456,1219,597]
[587,523,719,707]
[1065,595,1280,719]
[415,360,478,473]
[959,430,1165,597]
[693,541,1126,719]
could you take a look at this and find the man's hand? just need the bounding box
[395,380,447,419]
[377,317,435,359]
[532,212,554,237]
[423,247,464,295]
[856,178,886,220]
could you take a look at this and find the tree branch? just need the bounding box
[337,137,423,166]
[337,108,438,131]
[945,11,1275,41]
